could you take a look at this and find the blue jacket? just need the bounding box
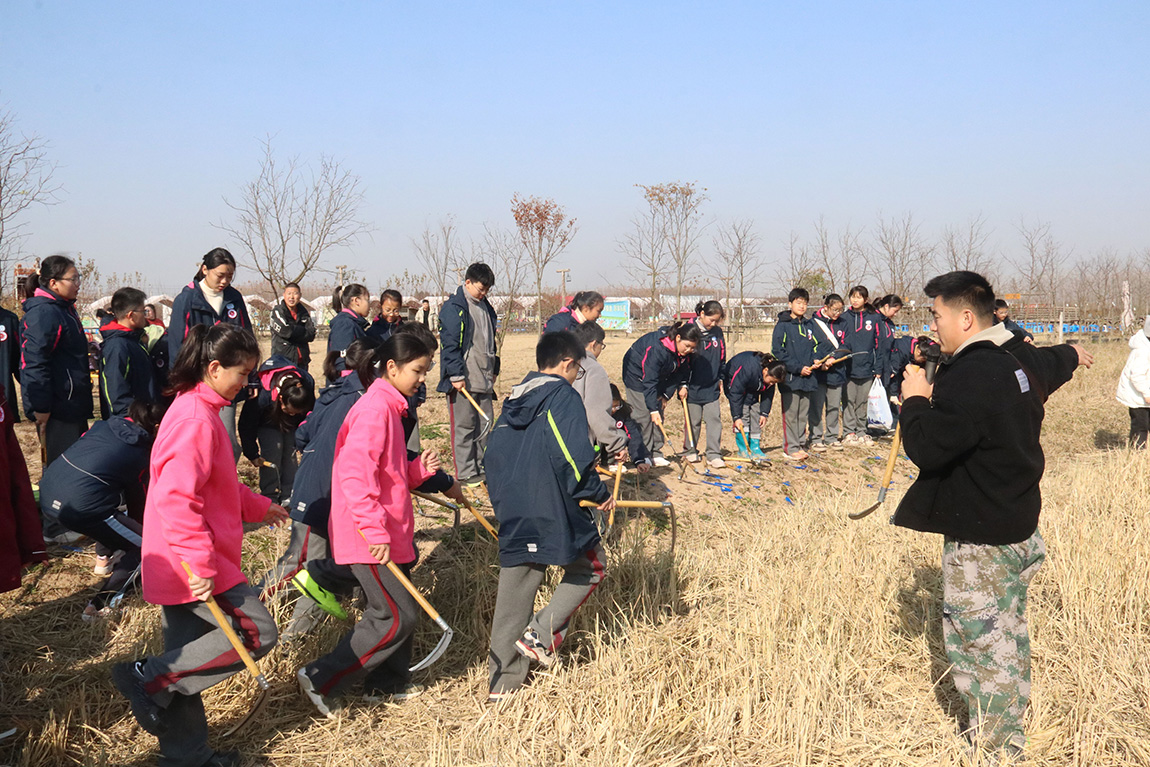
[613,412,650,465]
[724,350,777,421]
[367,316,402,342]
[999,317,1034,342]
[809,309,850,388]
[143,325,171,394]
[238,356,313,461]
[326,309,369,381]
[771,312,822,393]
[99,323,159,419]
[840,308,881,379]
[436,285,499,395]
[885,335,922,399]
[687,321,726,404]
[39,417,151,523]
[484,372,610,567]
[543,307,580,334]
[876,315,898,386]
[19,288,93,421]
[291,372,367,528]
[621,329,691,413]
[167,281,253,362]
[0,307,21,421]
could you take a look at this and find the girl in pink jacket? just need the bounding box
[111,324,289,767]
[298,332,441,716]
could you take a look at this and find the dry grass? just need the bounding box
[1,334,1147,766]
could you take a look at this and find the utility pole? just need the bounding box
[335,265,346,289]
[556,268,570,303]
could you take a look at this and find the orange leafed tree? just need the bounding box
[511,194,577,332]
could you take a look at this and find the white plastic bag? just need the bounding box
[866,378,893,430]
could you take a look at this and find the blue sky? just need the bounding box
[3,1,1148,295]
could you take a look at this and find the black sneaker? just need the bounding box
[111,661,167,735]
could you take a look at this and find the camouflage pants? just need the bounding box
[941,531,1045,753]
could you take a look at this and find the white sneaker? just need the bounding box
[297,668,337,719]
[810,443,828,453]
[708,458,727,469]
[843,434,860,446]
[686,453,701,463]
[652,455,671,468]
[861,435,875,446]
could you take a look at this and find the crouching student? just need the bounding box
[40,399,168,618]
[570,321,631,465]
[620,321,701,465]
[608,383,651,470]
[772,288,823,460]
[297,334,441,716]
[238,356,315,505]
[484,332,617,701]
[111,324,289,767]
[724,351,785,458]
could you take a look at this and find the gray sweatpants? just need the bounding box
[626,386,664,455]
[809,384,843,445]
[684,400,722,460]
[737,402,764,441]
[780,388,811,454]
[843,378,871,437]
[139,582,277,767]
[488,545,606,694]
[303,561,418,697]
[449,389,494,482]
[256,425,298,505]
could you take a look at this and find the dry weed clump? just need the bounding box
[1,337,1148,766]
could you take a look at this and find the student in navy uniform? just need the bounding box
[808,293,850,451]
[994,299,1034,342]
[270,282,317,368]
[20,255,92,467]
[39,399,167,618]
[484,332,616,700]
[367,289,404,341]
[99,287,159,419]
[543,291,605,334]
[771,288,823,460]
[437,262,499,487]
[724,351,785,458]
[393,320,437,453]
[873,294,904,428]
[608,383,651,469]
[326,283,371,383]
[239,355,315,505]
[684,301,727,468]
[840,285,881,447]
[0,304,21,422]
[167,248,253,461]
[620,321,702,465]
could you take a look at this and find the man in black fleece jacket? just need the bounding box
[893,271,1091,758]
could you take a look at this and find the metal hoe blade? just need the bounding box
[410,618,454,672]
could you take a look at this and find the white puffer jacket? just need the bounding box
[1116,331,1150,409]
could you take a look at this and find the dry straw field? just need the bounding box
[1,331,1147,766]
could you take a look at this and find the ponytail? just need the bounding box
[572,290,605,312]
[695,300,724,319]
[127,398,170,437]
[273,373,315,429]
[380,334,433,369]
[667,320,703,345]
[324,336,383,390]
[167,324,259,395]
[193,247,237,282]
[334,283,369,310]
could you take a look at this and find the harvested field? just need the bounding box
[1,332,1145,766]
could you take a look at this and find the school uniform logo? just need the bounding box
[864,320,873,331]
[0,324,6,342]
[226,303,238,320]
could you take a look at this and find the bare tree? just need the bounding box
[0,104,61,296]
[412,215,466,298]
[940,213,995,279]
[638,181,708,316]
[869,212,935,298]
[511,194,577,332]
[713,219,761,324]
[1009,218,1068,306]
[217,137,371,295]
[619,208,670,321]
[806,217,868,295]
[473,223,531,352]
[775,231,829,295]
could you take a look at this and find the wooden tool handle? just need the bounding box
[459,387,488,420]
[682,397,695,448]
[880,423,902,491]
[459,495,500,539]
[180,562,266,688]
[386,561,442,622]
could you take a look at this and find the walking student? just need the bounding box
[685,301,727,468]
[111,324,289,767]
[620,321,701,465]
[771,288,823,460]
[724,351,784,458]
[168,248,254,462]
[808,293,848,451]
[840,285,881,446]
[484,331,616,701]
[326,283,371,383]
[238,356,315,505]
[297,333,441,715]
[270,282,317,369]
[99,287,159,419]
[1116,315,1150,448]
[437,262,499,487]
[893,270,1088,758]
